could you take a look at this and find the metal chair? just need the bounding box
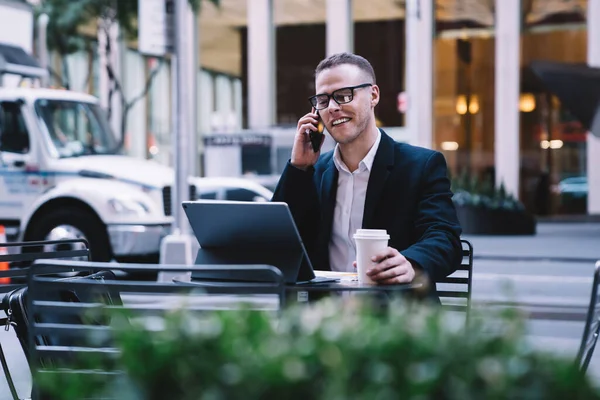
[436,239,474,321]
[0,238,90,294]
[0,238,90,400]
[25,259,285,400]
[575,261,600,374]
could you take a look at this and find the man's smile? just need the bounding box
[332,117,351,126]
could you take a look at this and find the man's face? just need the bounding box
[314,64,379,145]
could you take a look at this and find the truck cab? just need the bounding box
[0,87,174,260]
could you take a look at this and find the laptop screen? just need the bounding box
[182,200,316,283]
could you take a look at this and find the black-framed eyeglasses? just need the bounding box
[308,83,373,110]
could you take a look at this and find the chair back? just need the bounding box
[576,261,600,373]
[0,239,90,293]
[436,239,473,317]
[26,259,285,397]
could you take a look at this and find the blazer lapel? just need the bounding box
[319,159,338,270]
[320,159,338,242]
[362,130,395,228]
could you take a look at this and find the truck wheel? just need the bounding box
[28,208,112,262]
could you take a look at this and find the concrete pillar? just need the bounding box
[494,0,521,198]
[199,70,213,134]
[326,0,353,56]
[406,0,434,148]
[587,0,600,215]
[248,0,275,129]
[215,75,233,131]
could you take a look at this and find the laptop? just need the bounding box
[182,200,338,285]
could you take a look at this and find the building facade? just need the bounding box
[236,0,598,216]
[33,0,599,216]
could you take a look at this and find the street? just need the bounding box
[1,222,599,398]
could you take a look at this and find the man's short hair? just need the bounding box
[314,52,376,84]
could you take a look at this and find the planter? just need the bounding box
[456,204,537,235]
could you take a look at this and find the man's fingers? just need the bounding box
[379,273,414,285]
[299,123,318,135]
[371,246,398,262]
[367,254,403,276]
[297,116,319,130]
[369,263,405,280]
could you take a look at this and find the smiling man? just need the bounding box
[272,52,462,302]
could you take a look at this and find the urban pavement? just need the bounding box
[1,221,600,398]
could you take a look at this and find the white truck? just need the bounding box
[0,86,273,261]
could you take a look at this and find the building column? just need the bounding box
[494,0,521,198]
[406,0,434,148]
[326,0,353,56]
[587,0,600,215]
[248,0,275,129]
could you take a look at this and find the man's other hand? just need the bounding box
[353,247,416,284]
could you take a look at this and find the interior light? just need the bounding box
[441,141,459,151]
[468,95,479,114]
[549,140,563,149]
[456,95,467,115]
[519,93,536,112]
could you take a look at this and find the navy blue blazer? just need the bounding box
[272,130,462,299]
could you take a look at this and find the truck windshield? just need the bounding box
[34,99,120,158]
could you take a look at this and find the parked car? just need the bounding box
[196,177,273,202]
[557,176,588,199]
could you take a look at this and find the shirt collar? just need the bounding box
[333,129,382,173]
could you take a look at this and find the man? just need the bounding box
[272,52,462,301]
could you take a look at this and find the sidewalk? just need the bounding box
[463,222,600,261]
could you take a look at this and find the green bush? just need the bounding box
[451,171,525,211]
[37,298,598,400]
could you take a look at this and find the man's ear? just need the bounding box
[371,84,380,107]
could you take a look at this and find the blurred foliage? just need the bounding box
[37,298,599,400]
[35,0,220,55]
[451,170,525,211]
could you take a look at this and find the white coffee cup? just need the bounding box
[353,229,390,284]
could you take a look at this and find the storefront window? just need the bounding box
[433,0,495,183]
[520,0,587,215]
[354,0,406,128]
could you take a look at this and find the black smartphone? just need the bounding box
[308,111,324,152]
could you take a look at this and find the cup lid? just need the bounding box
[353,229,390,239]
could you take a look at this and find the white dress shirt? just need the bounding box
[329,130,382,272]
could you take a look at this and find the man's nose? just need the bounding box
[327,96,340,111]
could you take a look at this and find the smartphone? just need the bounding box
[308,111,324,152]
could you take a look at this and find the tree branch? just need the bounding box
[125,60,164,113]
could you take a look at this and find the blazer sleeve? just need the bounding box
[401,151,463,282]
[272,161,321,255]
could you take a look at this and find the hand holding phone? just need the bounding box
[291,108,323,170]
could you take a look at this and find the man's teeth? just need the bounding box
[332,118,350,126]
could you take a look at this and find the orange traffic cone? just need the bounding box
[0,226,9,284]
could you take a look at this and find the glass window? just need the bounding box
[521,1,588,215]
[434,1,496,185]
[0,102,30,154]
[199,191,218,200]
[226,188,267,202]
[354,0,406,128]
[34,100,120,158]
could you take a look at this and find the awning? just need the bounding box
[0,42,48,79]
[530,60,600,138]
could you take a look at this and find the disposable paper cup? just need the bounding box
[353,229,390,284]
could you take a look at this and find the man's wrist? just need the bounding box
[290,161,312,172]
